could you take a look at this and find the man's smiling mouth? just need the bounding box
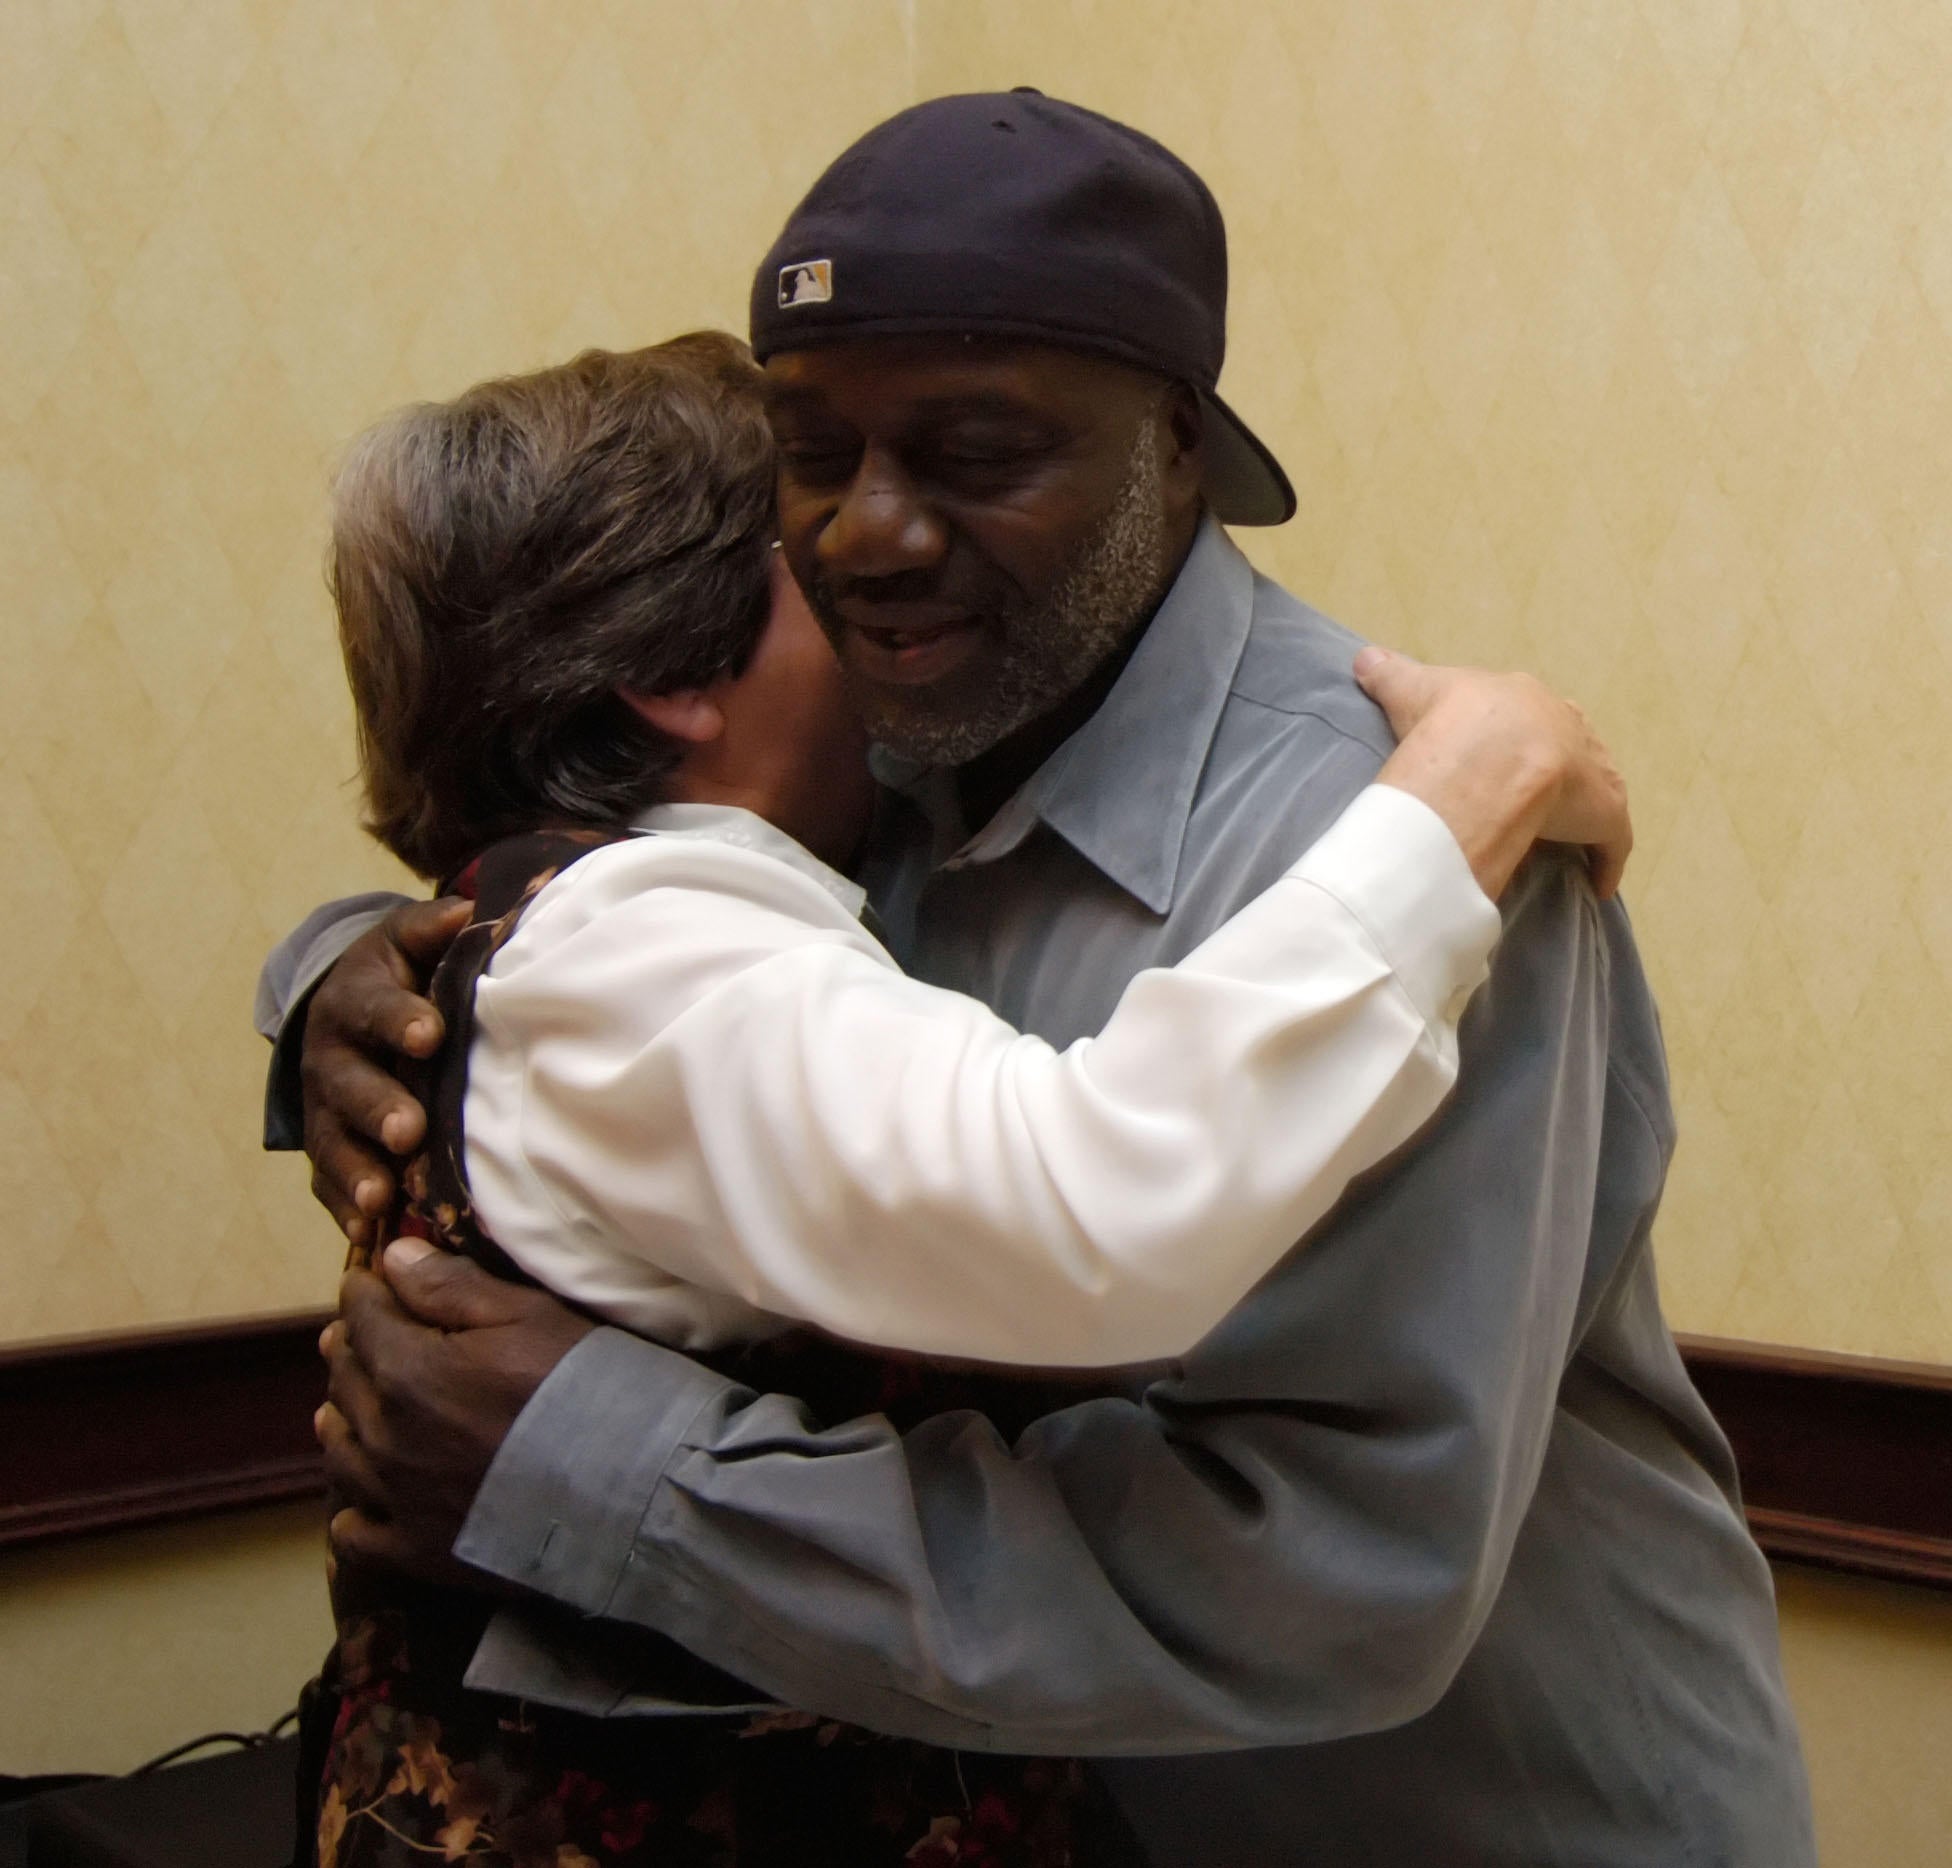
[844,612,987,684]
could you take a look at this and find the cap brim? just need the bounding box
[1199,387,1295,527]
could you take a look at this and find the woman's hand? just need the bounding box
[301,897,469,1242]
[1356,647,1632,901]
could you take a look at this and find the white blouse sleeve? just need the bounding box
[464,785,1502,1367]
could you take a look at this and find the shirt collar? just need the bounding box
[628,801,869,919]
[873,516,1257,915]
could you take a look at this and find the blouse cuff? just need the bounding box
[1287,784,1504,1032]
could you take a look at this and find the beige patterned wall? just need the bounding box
[0,0,914,1342]
[3,0,1948,1362]
[923,0,1952,1363]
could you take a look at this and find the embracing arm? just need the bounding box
[451,866,1650,1753]
[476,784,1498,1366]
[487,653,1626,1368]
[270,648,1618,1247]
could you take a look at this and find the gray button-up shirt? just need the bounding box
[265,520,1814,1865]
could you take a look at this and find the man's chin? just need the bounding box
[859,712,1001,769]
[852,682,1022,768]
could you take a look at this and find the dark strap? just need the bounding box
[385,828,628,1277]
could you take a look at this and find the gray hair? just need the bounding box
[329,333,777,880]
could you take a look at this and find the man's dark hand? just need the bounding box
[318,1238,596,1582]
[301,898,470,1244]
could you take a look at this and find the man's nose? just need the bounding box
[818,446,946,581]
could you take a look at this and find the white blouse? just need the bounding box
[463,786,1501,1367]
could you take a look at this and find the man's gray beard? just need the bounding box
[852,423,1170,767]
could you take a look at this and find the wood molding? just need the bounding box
[1675,1332,1952,1590]
[2,1313,1947,1591]
[0,1311,331,1549]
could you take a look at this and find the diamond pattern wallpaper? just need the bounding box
[0,0,917,1341]
[3,0,1947,1360]
[924,0,1952,1363]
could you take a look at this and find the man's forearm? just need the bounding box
[458,867,1656,1753]
[255,892,411,1148]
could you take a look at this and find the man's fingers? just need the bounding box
[337,1262,444,1390]
[320,1257,587,1588]
[305,1101,402,1235]
[309,902,467,1068]
[308,1147,373,1244]
[325,1274,397,1447]
[390,896,473,971]
[328,1505,488,1593]
[329,1504,413,1572]
[307,1108,400,1242]
[316,1402,388,1518]
[313,955,443,1064]
[303,1039,427,1163]
[348,898,469,1060]
[380,1239,542,1332]
[316,960,443,1061]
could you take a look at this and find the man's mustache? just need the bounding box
[806,567,958,608]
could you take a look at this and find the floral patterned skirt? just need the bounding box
[311,1609,1146,1868]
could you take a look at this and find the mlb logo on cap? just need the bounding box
[778,259,833,307]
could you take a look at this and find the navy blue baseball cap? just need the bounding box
[749,90,1296,527]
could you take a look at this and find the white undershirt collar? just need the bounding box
[626,802,869,920]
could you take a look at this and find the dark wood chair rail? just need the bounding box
[1676,1332,1952,1589]
[2,1314,1947,1589]
[0,1312,330,1548]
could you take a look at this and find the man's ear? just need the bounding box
[1160,383,1205,510]
[617,686,726,745]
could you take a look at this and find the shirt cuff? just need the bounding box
[454,1326,734,1614]
[256,897,402,1150]
[1289,783,1504,1031]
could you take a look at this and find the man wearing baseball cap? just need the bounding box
[288,94,1813,1863]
